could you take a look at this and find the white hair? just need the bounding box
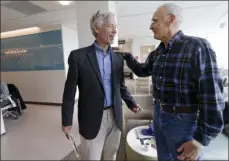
[160,3,183,30]
[90,10,115,37]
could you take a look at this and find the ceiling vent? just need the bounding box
[2,1,47,15]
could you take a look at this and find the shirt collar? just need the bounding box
[93,41,112,53]
[158,30,184,50]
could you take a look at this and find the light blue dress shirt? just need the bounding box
[94,41,113,107]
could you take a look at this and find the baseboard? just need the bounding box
[25,99,78,106]
[25,101,62,106]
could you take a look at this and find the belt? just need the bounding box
[104,106,113,110]
[156,99,198,113]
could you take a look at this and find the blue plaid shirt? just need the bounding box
[124,31,225,146]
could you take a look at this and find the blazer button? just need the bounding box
[100,97,103,101]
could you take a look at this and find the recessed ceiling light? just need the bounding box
[1,27,40,39]
[59,1,71,5]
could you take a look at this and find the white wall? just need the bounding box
[207,30,228,69]
[1,71,66,103]
[61,24,79,76]
[184,30,228,69]
[61,23,79,100]
[1,25,67,103]
[131,36,160,62]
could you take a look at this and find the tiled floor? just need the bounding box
[1,104,228,160]
[203,133,228,160]
[1,104,80,160]
[62,120,229,160]
[1,77,228,160]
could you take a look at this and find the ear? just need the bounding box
[94,27,100,34]
[168,14,175,25]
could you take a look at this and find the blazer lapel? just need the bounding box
[87,45,104,91]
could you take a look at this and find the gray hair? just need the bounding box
[160,3,183,30]
[90,10,115,37]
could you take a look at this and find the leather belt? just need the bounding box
[156,99,198,113]
[104,106,113,110]
[160,104,198,113]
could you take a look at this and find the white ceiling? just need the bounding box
[1,1,228,40]
[117,1,228,39]
[1,1,77,31]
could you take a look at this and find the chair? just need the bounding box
[117,95,154,160]
[122,95,154,138]
[0,95,19,119]
[0,81,21,119]
[122,95,153,134]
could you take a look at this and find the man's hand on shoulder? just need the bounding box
[112,47,131,56]
[131,104,142,113]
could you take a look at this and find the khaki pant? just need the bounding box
[79,108,121,160]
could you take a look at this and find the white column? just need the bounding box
[61,20,79,101]
[61,22,78,76]
[75,1,118,48]
[131,37,141,60]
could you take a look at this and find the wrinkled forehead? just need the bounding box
[105,15,117,25]
[152,7,167,21]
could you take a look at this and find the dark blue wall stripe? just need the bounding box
[1,30,65,71]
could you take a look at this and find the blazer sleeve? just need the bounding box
[123,52,155,77]
[61,51,78,126]
[120,57,137,109]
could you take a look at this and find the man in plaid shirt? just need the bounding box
[117,3,225,161]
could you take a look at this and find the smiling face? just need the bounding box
[149,6,174,41]
[95,15,117,45]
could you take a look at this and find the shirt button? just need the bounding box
[161,65,163,68]
[163,55,165,57]
[158,87,160,90]
[160,76,162,79]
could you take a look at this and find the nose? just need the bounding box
[149,22,154,30]
[112,27,117,34]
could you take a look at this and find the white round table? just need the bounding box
[126,126,157,160]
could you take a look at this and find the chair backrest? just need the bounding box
[0,81,10,99]
[123,95,154,120]
[132,95,153,111]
